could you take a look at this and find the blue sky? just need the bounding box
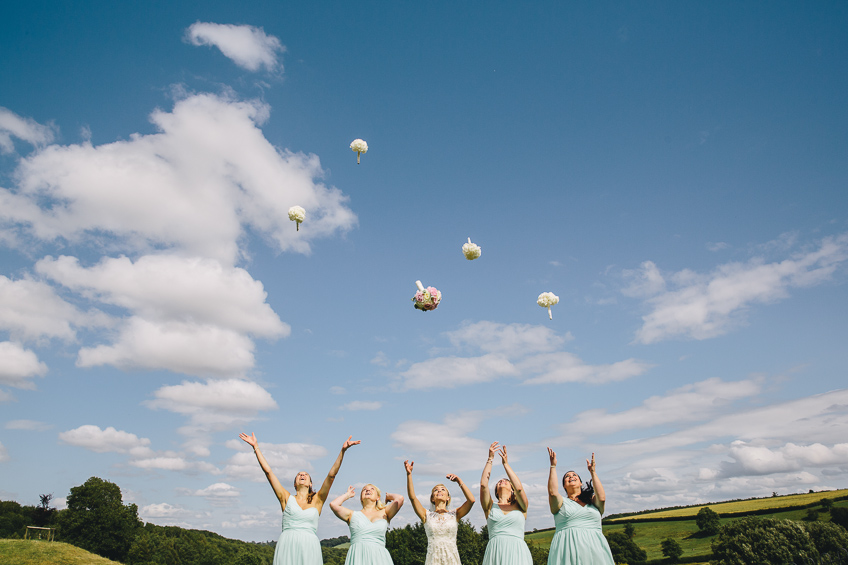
[2,0,848,542]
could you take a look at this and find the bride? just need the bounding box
[404,460,476,565]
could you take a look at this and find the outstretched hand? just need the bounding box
[239,432,258,449]
[345,485,356,499]
[488,441,500,460]
[343,436,361,451]
[547,447,557,467]
[586,452,596,474]
[446,474,461,484]
[404,460,414,475]
[498,445,509,465]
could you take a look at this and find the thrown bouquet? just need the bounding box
[537,292,559,320]
[288,206,305,231]
[412,280,441,312]
[350,139,368,164]
[462,237,482,260]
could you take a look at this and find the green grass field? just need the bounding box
[605,488,848,521]
[525,491,848,563]
[0,539,121,565]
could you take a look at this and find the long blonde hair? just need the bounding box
[361,484,386,510]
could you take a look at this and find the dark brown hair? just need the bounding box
[563,471,594,505]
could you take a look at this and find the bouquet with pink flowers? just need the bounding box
[412,280,441,312]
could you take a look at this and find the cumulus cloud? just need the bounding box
[0,341,48,388]
[0,107,56,154]
[183,482,241,506]
[717,441,848,478]
[1,93,356,264]
[628,233,848,344]
[391,411,491,474]
[0,275,99,342]
[145,379,278,444]
[224,439,327,481]
[59,425,154,457]
[566,377,762,436]
[396,321,650,390]
[185,22,284,72]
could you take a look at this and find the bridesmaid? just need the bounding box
[239,433,360,565]
[546,448,614,565]
[404,459,475,565]
[330,483,404,565]
[480,441,532,565]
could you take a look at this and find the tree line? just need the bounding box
[3,476,848,564]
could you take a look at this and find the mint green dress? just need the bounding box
[273,498,322,565]
[547,499,614,565]
[344,511,394,565]
[482,505,532,565]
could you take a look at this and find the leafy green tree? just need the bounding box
[820,497,835,511]
[528,541,549,565]
[805,520,848,562]
[624,522,635,539]
[234,548,264,565]
[805,508,820,521]
[695,506,721,535]
[57,476,142,562]
[456,519,484,565]
[831,506,848,531]
[386,522,427,565]
[32,493,57,527]
[711,517,818,565]
[660,537,683,563]
[0,500,28,538]
[605,530,647,564]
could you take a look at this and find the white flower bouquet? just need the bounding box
[537,292,559,320]
[288,206,305,231]
[462,238,482,260]
[350,139,368,164]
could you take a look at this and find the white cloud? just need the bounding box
[58,425,154,456]
[621,261,666,298]
[186,22,284,72]
[391,411,491,474]
[444,321,567,357]
[1,93,356,265]
[399,354,519,390]
[630,233,848,343]
[370,351,389,366]
[567,377,762,435]
[0,275,96,342]
[37,255,287,337]
[37,254,288,377]
[519,353,653,385]
[397,322,650,390]
[0,107,56,154]
[717,441,848,478]
[77,317,258,377]
[342,400,382,411]
[5,419,51,431]
[224,439,327,481]
[0,342,48,388]
[186,482,241,506]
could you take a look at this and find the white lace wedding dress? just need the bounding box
[424,509,462,565]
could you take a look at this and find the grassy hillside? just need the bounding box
[0,539,121,565]
[525,492,848,563]
[605,488,848,521]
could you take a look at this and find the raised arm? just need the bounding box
[587,453,606,514]
[480,441,498,516]
[316,436,360,503]
[447,473,475,520]
[405,460,427,522]
[239,433,290,506]
[547,447,563,514]
[329,485,356,523]
[499,445,528,512]
[384,492,405,522]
